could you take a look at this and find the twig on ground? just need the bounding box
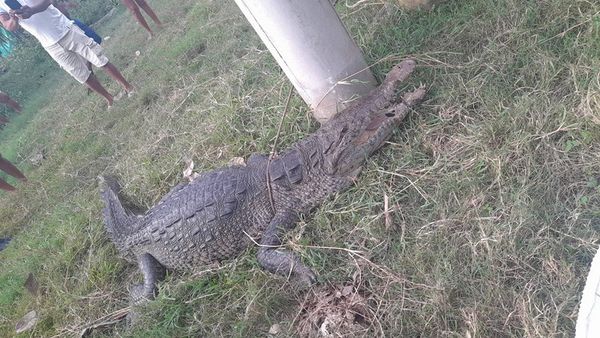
[540,10,600,43]
[289,289,313,332]
[51,307,130,338]
[266,86,295,213]
[384,193,391,230]
[314,55,397,109]
[345,0,384,9]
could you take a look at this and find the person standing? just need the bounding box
[120,0,162,40]
[0,0,135,108]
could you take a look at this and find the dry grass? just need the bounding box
[0,0,599,337]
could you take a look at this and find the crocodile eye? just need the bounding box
[385,111,395,117]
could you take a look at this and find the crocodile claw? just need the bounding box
[294,264,318,286]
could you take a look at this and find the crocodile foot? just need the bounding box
[293,263,318,286]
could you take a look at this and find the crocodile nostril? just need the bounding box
[385,112,395,117]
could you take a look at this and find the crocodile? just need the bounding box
[100,60,426,303]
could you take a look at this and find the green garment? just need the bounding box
[0,28,14,58]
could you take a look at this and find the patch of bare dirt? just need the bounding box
[296,283,374,338]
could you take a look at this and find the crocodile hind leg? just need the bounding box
[129,253,167,305]
[256,212,317,285]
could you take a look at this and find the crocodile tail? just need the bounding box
[99,176,136,254]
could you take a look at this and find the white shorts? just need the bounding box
[44,25,109,84]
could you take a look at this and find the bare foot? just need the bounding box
[106,97,114,109]
[114,91,125,101]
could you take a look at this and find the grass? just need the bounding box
[1,0,600,336]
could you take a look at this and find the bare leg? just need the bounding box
[0,92,9,106]
[85,73,114,107]
[0,178,15,191]
[6,99,21,113]
[0,155,26,181]
[133,0,162,27]
[86,62,93,95]
[101,62,135,93]
[0,92,21,113]
[121,0,153,38]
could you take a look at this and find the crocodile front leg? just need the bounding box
[130,253,167,305]
[256,212,317,285]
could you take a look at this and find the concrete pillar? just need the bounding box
[234,0,377,123]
